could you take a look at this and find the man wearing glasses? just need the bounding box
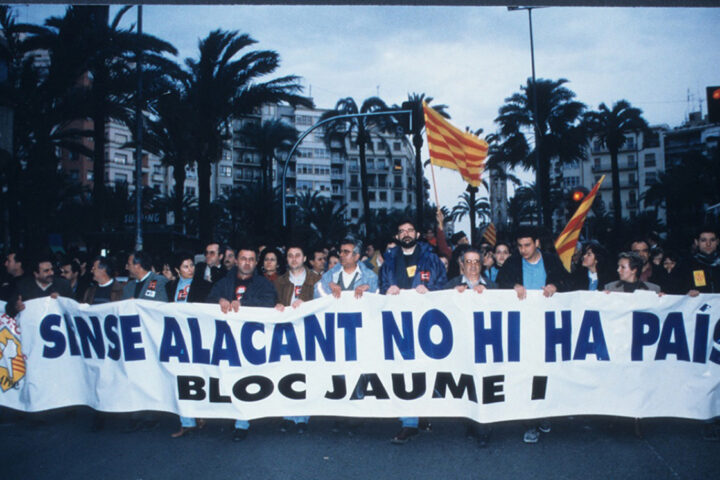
[194,241,226,285]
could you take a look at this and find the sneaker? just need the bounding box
[523,428,540,443]
[232,428,248,442]
[297,422,308,434]
[538,420,551,433]
[279,419,295,433]
[391,427,419,445]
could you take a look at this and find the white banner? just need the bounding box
[1,290,719,423]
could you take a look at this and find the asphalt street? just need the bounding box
[1,408,717,480]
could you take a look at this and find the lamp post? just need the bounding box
[134,5,144,251]
[508,5,544,226]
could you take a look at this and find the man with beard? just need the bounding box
[380,219,447,296]
[207,246,277,442]
[59,258,90,301]
[380,219,446,444]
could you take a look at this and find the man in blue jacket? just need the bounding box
[380,219,447,296]
[380,219,446,444]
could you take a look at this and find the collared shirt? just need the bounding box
[461,275,486,289]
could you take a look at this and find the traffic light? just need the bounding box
[708,86,720,123]
[568,186,589,216]
[398,101,424,135]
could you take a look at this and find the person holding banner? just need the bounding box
[165,252,212,438]
[381,219,447,444]
[444,247,495,447]
[5,255,73,317]
[687,226,719,296]
[275,243,321,434]
[207,246,278,442]
[496,226,568,443]
[570,241,613,291]
[315,238,378,300]
[603,252,661,293]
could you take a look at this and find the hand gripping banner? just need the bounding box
[1,290,719,423]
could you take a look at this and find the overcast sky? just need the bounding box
[17,4,720,225]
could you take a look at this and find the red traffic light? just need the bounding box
[713,88,720,101]
[572,190,585,203]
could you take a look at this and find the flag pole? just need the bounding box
[429,159,441,208]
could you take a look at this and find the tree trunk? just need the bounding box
[610,149,622,234]
[91,6,110,232]
[172,162,186,234]
[413,133,424,231]
[468,185,478,245]
[359,137,370,236]
[198,158,212,245]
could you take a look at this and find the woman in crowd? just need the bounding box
[257,247,285,283]
[571,241,613,291]
[165,252,212,438]
[485,242,511,283]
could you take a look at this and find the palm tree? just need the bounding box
[450,190,491,243]
[294,190,348,247]
[144,84,196,234]
[508,184,541,228]
[495,78,586,228]
[401,93,450,230]
[238,119,298,195]
[183,29,312,244]
[320,96,394,235]
[584,100,649,233]
[30,6,178,227]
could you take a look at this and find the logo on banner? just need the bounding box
[235,285,246,301]
[0,314,25,392]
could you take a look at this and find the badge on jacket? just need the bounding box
[420,271,430,282]
[145,280,157,298]
[693,270,707,287]
[294,285,302,298]
[406,265,417,277]
[235,285,246,300]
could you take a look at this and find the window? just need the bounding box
[377,142,386,151]
[394,175,402,188]
[394,191,403,202]
[393,142,401,152]
[367,174,376,187]
[295,115,313,126]
[644,153,656,167]
[624,136,636,149]
[350,191,359,201]
[153,165,163,175]
[393,158,403,171]
[115,173,128,184]
[626,154,636,166]
[592,140,603,152]
[378,174,387,187]
[368,191,376,201]
[184,186,196,196]
[115,133,129,145]
[593,158,601,170]
[645,171,657,186]
[628,173,636,185]
[351,208,359,219]
[377,158,387,170]
[379,191,387,202]
[220,166,232,177]
[350,175,359,187]
[114,153,129,165]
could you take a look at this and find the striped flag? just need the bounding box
[483,223,497,246]
[554,175,605,272]
[423,102,488,187]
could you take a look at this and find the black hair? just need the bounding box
[93,256,116,278]
[515,226,539,242]
[173,251,195,272]
[129,251,153,272]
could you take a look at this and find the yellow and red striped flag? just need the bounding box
[554,175,605,272]
[483,223,497,246]
[423,102,488,187]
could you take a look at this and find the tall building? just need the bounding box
[560,125,669,224]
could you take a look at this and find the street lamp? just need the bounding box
[508,5,544,226]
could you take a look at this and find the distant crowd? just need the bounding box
[1,214,718,445]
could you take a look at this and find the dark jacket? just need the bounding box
[687,253,720,294]
[379,242,447,294]
[496,251,569,291]
[82,279,126,304]
[207,268,277,307]
[193,262,226,285]
[569,266,614,292]
[274,268,320,306]
[604,280,661,293]
[444,275,497,290]
[5,276,74,317]
[166,278,213,303]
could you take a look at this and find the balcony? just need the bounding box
[330,172,344,180]
[591,160,637,173]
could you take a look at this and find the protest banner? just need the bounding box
[1,290,719,423]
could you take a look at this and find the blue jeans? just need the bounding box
[180,416,196,428]
[400,417,418,428]
[284,416,310,424]
[234,419,250,430]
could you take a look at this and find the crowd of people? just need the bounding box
[1,215,719,445]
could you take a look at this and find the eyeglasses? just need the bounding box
[463,259,481,265]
